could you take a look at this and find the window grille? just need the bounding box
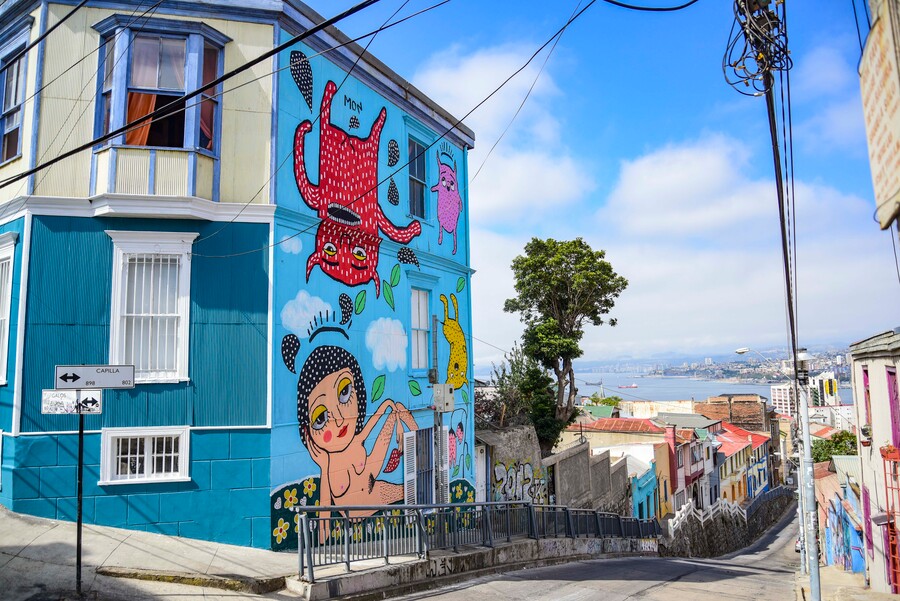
[102,427,189,484]
[122,253,181,381]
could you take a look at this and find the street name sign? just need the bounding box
[41,389,102,414]
[54,365,135,390]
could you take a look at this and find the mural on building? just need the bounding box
[293,80,422,296]
[493,460,548,504]
[439,293,468,389]
[272,42,473,551]
[432,148,463,255]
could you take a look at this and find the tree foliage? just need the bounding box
[589,393,622,407]
[475,343,574,453]
[504,238,627,422]
[811,430,858,463]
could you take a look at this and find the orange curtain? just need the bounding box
[125,92,156,146]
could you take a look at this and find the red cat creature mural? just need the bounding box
[294,81,421,296]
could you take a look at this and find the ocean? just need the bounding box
[573,372,848,405]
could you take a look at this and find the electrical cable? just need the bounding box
[850,0,865,54]
[192,0,602,259]
[0,0,386,191]
[891,223,900,287]
[600,0,701,11]
[471,1,580,183]
[0,0,91,78]
[192,0,439,245]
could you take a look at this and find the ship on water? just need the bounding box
[618,383,638,389]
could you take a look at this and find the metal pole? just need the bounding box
[797,380,821,600]
[76,409,84,597]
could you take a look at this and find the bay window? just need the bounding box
[94,16,227,152]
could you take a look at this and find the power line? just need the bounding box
[0,0,386,191]
[600,0,701,11]
[193,0,602,259]
[0,0,91,78]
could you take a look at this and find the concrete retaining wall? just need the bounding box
[292,536,659,600]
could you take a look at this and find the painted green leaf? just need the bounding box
[354,290,366,315]
[465,454,472,470]
[372,374,386,403]
[390,264,401,287]
[452,465,460,477]
[408,380,422,396]
[383,282,395,310]
[456,277,465,293]
[460,389,469,404]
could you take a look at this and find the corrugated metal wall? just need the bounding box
[20,215,269,432]
[0,217,26,433]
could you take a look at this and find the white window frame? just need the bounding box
[107,230,198,383]
[100,426,190,485]
[0,232,17,385]
[410,288,430,372]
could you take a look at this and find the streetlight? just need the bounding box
[734,347,820,593]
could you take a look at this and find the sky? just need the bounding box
[303,0,900,371]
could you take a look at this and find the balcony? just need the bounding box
[93,146,216,200]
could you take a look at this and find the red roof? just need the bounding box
[717,437,750,458]
[721,421,770,450]
[675,428,696,444]
[810,424,840,440]
[569,418,666,434]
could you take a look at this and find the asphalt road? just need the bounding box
[392,510,801,601]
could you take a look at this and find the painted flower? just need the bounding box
[455,483,463,499]
[273,518,290,544]
[466,490,474,503]
[331,522,343,540]
[284,488,298,509]
[294,513,300,533]
[352,523,363,542]
[303,478,317,497]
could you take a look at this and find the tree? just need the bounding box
[811,430,858,463]
[589,393,622,407]
[474,343,534,427]
[504,238,627,423]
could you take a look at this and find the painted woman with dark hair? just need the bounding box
[296,345,416,521]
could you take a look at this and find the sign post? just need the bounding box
[52,365,134,597]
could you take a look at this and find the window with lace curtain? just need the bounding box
[107,231,197,383]
[94,17,227,152]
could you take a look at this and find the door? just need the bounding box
[888,367,900,446]
[475,445,487,502]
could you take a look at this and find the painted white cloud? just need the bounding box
[281,291,332,336]
[280,235,302,255]
[366,318,408,372]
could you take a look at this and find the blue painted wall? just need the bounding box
[269,37,474,549]
[1,215,272,547]
[631,461,656,519]
[0,216,25,434]
[21,216,269,433]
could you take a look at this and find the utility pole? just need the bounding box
[795,350,821,596]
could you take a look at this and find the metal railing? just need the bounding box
[293,502,660,583]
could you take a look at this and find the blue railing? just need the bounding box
[293,501,660,583]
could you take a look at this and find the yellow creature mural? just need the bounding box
[439,293,468,389]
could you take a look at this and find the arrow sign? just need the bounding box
[42,389,102,414]
[55,365,135,390]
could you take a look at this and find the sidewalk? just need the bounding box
[796,563,894,601]
[0,506,301,600]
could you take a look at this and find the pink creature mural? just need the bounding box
[431,151,463,255]
[294,81,421,296]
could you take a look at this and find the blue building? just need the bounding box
[0,0,474,549]
[627,455,656,520]
[821,456,866,574]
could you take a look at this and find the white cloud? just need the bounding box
[792,44,856,100]
[365,318,408,372]
[280,235,302,254]
[414,43,595,226]
[281,291,332,336]
[795,95,868,155]
[470,134,900,369]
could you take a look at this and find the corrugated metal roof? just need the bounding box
[831,455,862,485]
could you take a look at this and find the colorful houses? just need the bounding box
[848,327,900,593]
[0,0,474,550]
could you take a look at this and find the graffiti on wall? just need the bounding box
[493,461,548,504]
[294,80,421,296]
[432,147,463,255]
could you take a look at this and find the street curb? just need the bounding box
[286,551,659,601]
[94,566,288,594]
